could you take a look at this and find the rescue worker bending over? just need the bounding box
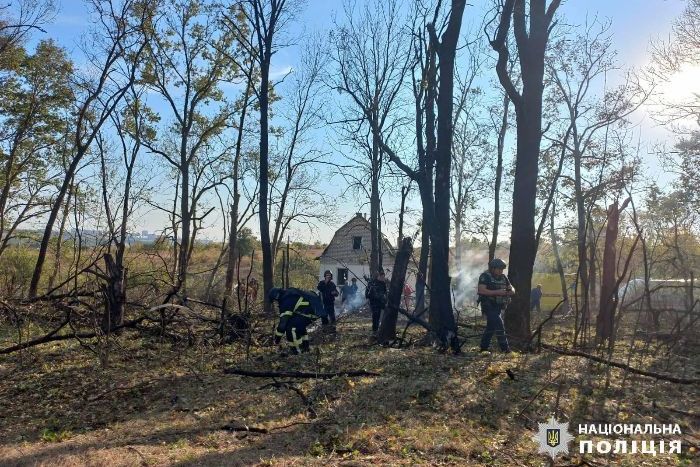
[477,258,514,353]
[269,287,320,354]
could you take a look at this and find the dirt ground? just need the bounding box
[0,309,698,466]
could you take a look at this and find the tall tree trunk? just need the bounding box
[370,112,381,275]
[490,0,561,350]
[259,47,274,313]
[178,132,190,294]
[490,92,509,261]
[415,43,437,315]
[29,149,87,297]
[47,179,74,292]
[596,199,629,342]
[427,0,465,351]
[550,200,569,314]
[224,80,251,299]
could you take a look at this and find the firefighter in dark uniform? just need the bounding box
[269,287,319,354]
[366,270,388,334]
[477,258,514,353]
[317,270,339,327]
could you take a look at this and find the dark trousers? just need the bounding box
[370,304,384,332]
[480,308,509,351]
[321,303,336,325]
[531,301,541,313]
[276,314,312,354]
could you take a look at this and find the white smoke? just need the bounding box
[337,287,368,317]
[451,248,490,317]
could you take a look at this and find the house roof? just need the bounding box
[318,213,395,264]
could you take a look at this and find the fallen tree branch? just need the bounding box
[221,423,268,434]
[0,315,150,354]
[541,344,700,385]
[224,368,379,379]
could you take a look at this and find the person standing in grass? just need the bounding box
[317,270,339,329]
[366,270,388,335]
[477,258,514,353]
[530,284,543,314]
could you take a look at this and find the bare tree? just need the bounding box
[221,0,295,313]
[489,0,561,348]
[330,0,412,278]
[545,20,649,345]
[269,39,327,263]
[28,0,150,298]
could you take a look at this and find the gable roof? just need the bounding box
[318,213,395,264]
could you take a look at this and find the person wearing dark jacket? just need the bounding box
[530,284,543,313]
[477,258,514,353]
[317,270,339,326]
[269,287,319,354]
[365,270,388,334]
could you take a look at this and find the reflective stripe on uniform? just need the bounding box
[290,328,303,349]
[293,297,309,313]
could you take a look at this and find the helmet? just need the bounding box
[268,287,283,302]
[488,258,507,269]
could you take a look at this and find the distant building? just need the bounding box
[317,213,396,290]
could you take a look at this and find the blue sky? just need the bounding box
[30,0,695,243]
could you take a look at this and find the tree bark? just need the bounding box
[596,198,630,342]
[259,43,274,313]
[490,92,509,261]
[490,0,561,349]
[378,237,413,343]
[101,253,125,332]
[427,0,466,351]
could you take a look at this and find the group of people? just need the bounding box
[268,258,539,356]
[268,269,389,354]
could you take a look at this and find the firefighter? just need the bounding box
[317,270,339,327]
[269,287,322,354]
[365,270,388,334]
[477,258,514,353]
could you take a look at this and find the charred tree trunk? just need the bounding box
[259,43,274,313]
[427,0,465,351]
[596,198,630,342]
[378,237,413,344]
[101,253,125,332]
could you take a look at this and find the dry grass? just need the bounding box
[0,309,698,466]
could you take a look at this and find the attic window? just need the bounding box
[352,236,362,250]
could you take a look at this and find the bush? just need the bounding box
[0,247,37,297]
